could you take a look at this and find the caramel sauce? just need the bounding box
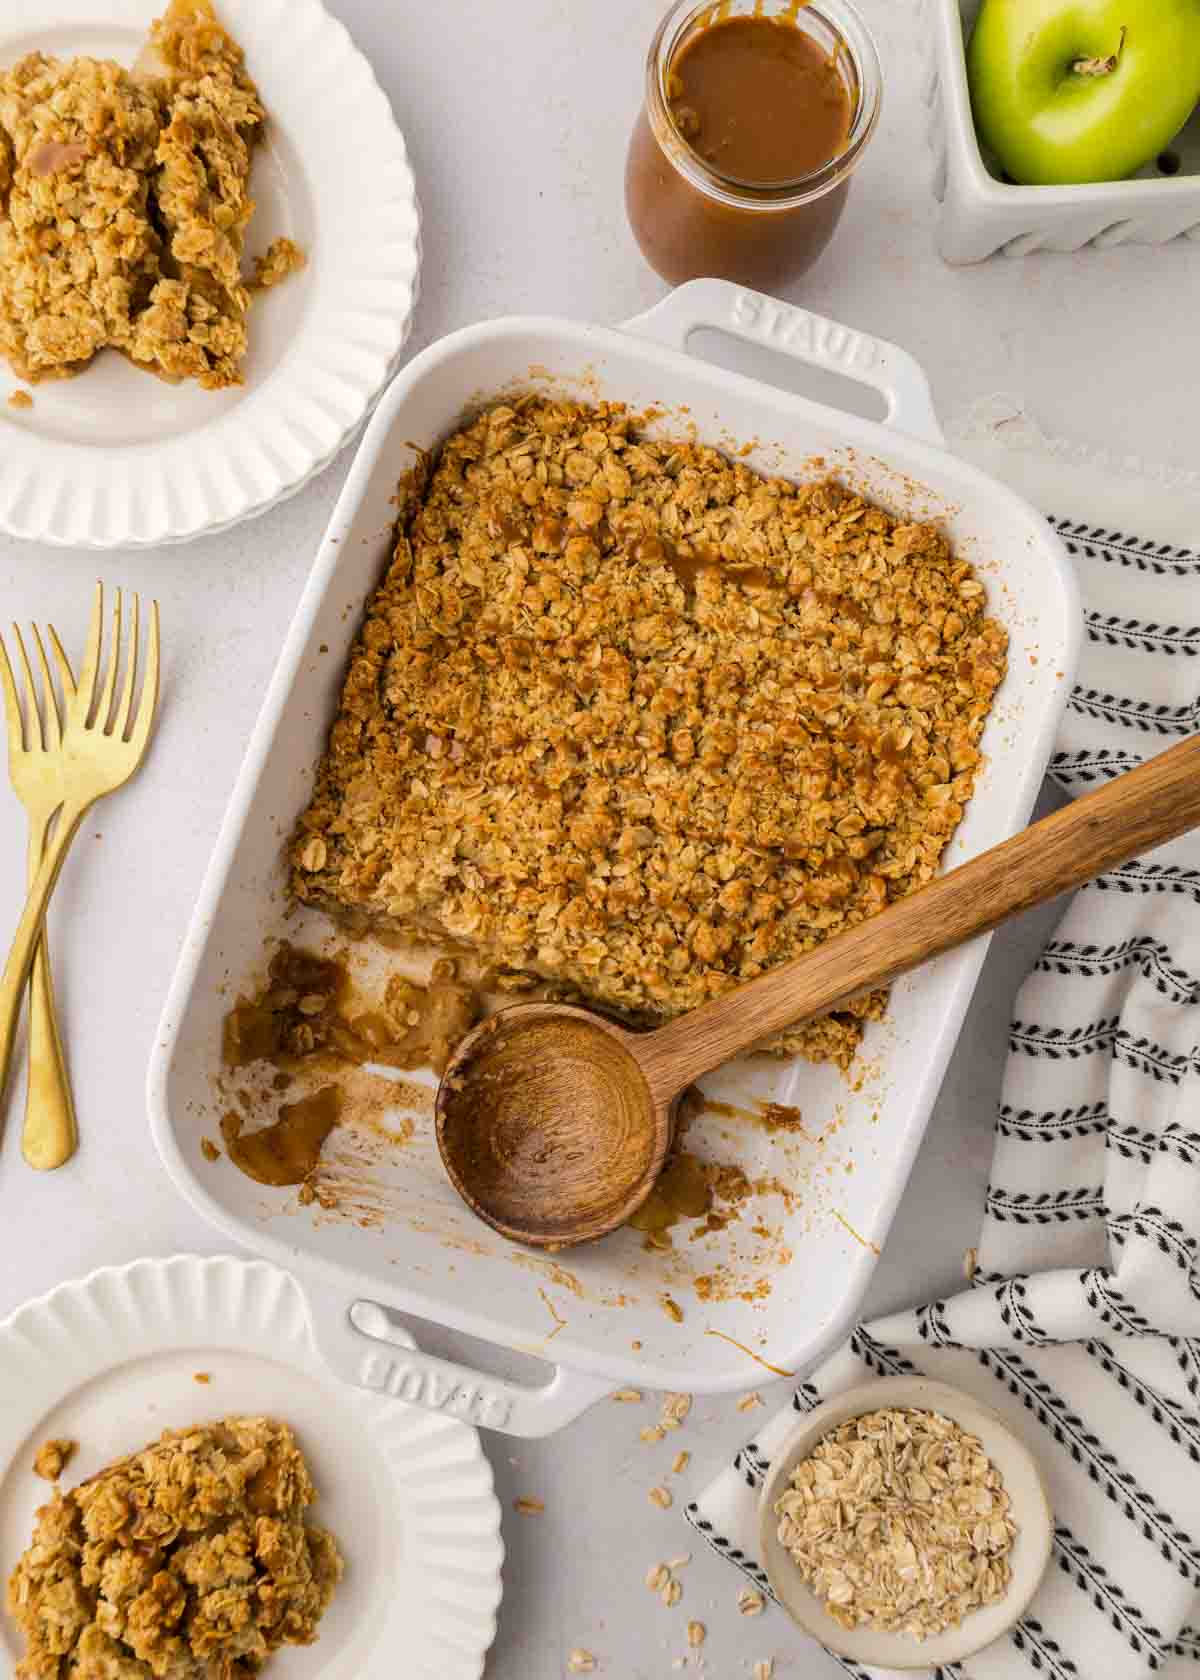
[218,944,483,1195]
[626,1151,714,1232]
[219,1086,342,1186]
[626,7,863,289]
[670,15,850,185]
[660,546,776,594]
[222,944,480,1080]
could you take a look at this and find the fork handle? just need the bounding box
[0,802,88,1120]
[21,817,77,1171]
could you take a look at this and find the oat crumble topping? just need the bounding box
[31,1440,76,1484]
[7,1416,342,1679]
[291,396,1006,1068]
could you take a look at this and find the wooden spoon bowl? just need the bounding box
[436,1003,671,1248]
[436,733,1200,1250]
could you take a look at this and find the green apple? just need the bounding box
[968,0,1200,185]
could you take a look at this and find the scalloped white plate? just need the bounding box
[0,0,420,547]
[0,1255,502,1679]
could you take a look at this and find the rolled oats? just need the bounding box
[646,1563,670,1592]
[662,1393,693,1428]
[773,1407,1017,1640]
[737,1587,766,1617]
[661,1578,683,1608]
[687,1620,706,1646]
[649,1485,673,1509]
[567,1649,596,1673]
[672,1450,691,1473]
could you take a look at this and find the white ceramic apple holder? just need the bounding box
[922,0,1200,263]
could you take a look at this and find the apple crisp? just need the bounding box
[290,397,1007,1068]
[0,0,304,390]
[7,1416,342,1679]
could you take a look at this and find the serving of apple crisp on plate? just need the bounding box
[0,0,419,546]
[0,1256,504,1680]
[291,394,1007,1072]
[7,1417,343,1678]
[0,0,304,391]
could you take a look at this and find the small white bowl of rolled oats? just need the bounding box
[758,1375,1052,1669]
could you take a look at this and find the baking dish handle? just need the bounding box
[621,278,944,446]
[304,1286,612,1437]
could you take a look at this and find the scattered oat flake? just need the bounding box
[738,1587,765,1616]
[649,1485,673,1509]
[687,1620,706,1647]
[646,1563,670,1592]
[753,1662,774,1680]
[612,1388,643,1403]
[200,1137,220,1163]
[567,1649,596,1673]
[737,1391,764,1412]
[640,1425,666,1444]
[666,1553,691,1570]
[964,1245,979,1280]
[514,1497,544,1516]
[7,389,32,409]
[661,1392,692,1427]
[660,1294,684,1323]
[193,1372,211,1385]
[661,1578,682,1608]
[672,1450,691,1474]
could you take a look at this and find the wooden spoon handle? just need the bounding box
[636,734,1200,1103]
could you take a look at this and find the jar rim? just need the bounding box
[644,0,883,209]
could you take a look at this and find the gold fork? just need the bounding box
[2,623,76,1169]
[0,584,160,1156]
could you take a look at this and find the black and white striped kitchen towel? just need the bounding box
[688,428,1200,1679]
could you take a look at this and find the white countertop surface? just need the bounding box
[1,1,1196,1674]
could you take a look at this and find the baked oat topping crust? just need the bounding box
[291,396,1006,1067]
[6,1416,342,1679]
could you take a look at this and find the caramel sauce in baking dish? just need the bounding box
[220,1088,342,1187]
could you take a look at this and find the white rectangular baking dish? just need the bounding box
[923,0,1200,263]
[149,279,1080,1435]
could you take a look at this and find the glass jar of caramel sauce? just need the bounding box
[626,0,882,290]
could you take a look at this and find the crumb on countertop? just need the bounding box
[7,388,32,409]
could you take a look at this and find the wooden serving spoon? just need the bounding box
[436,733,1200,1250]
